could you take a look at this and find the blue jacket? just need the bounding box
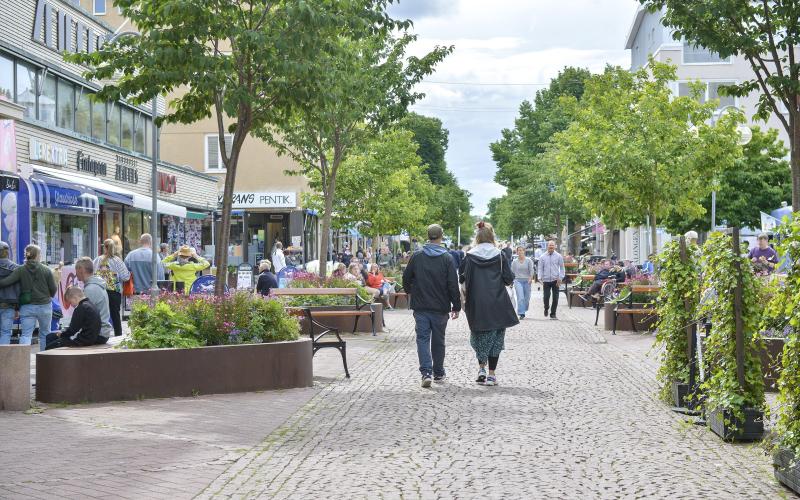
[124,247,165,294]
[0,258,20,305]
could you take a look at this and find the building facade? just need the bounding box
[80,0,320,268]
[0,0,219,266]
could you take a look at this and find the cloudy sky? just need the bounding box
[390,0,640,215]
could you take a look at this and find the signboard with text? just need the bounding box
[221,192,297,209]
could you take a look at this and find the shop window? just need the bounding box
[0,54,13,102]
[124,209,144,254]
[121,106,134,150]
[39,73,57,127]
[75,90,91,136]
[102,207,124,257]
[57,79,75,130]
[91,98,106,141]
[15,61,36,119]
[32,211,92,265]
[134,113,146,154]
[107,102,120,146]
[205,134,233,170]
[708,81,736,109]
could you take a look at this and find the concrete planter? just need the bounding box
[0,345,30,411]
[707,407,764,442]
[36,339,313,404]
[603,303,657,332]
[774,448,800,495]
[299,304,384,335]
[761,337,786,392]
[391,293,410,310]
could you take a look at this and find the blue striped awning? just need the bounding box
[25,177,99,215]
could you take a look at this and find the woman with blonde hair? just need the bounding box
[458,221,518,386]
[94,238,131,337]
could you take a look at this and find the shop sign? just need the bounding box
[76,151,107,176]
[33,0,106,55]
[158,172,177,193]
[0,174,19,192]
[114,155,139,184]
[222,192,297,209]
[237,263,254,290]
[29,138,68,167]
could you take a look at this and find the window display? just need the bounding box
[31,211,92,265]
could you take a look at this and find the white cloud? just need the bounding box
[402,0,640,214]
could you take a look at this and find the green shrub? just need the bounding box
[123,302,202,349]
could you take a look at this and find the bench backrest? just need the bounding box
[270,288,358,296]
[630,285,660,293]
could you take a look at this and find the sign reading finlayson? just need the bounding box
[221,192,297,209]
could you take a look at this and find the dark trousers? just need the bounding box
[44,332,106,350]
[107,290,122,337]
[413,311,448,377]
[543,281,560,316]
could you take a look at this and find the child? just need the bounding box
[45,287,102,350]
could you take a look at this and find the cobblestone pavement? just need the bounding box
[1,300,792,499]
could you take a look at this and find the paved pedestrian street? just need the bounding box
[0,300,789,499]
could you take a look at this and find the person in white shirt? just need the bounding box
[272,241,287,274]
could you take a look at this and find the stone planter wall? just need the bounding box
[36,339,313,404]
[0,346,30,411]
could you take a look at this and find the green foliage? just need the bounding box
[762,216,800,456]
[282,275,373,307]
[266,30,451,277]
[125,293,300,349]
[488,67,592,239]
[663,127,792,234]
[654,240,700,402]
[698,233,765,423]
[399,113,452,186]
[552,60,742,250]
[302,128,435,239]
[123,302,202,349]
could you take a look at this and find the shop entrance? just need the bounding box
[246,213,287,265]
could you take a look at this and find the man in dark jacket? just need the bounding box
[402,224,461,388]
[0,241,20,345]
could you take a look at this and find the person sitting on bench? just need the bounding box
[45,287,102,350]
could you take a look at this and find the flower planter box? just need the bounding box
[391,293,409,309]
[568,293,590,308]
[36,339,313,404]
[760,337,786,393]
[707,407,764,442]
[774,448,800,496]
[603,303,657,332]
[672,381,690,409]
[298,304,384,335]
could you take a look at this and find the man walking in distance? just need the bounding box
[537,240,565,320]
[403,224,461,388]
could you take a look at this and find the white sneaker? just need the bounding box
[421,375,432,388]
[484,375,497,386]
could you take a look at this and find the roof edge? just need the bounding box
[624,5,648,50]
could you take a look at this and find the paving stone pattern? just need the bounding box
[0,304,790,499]
[202,307,786,499]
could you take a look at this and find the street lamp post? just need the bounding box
[107,31,160,302]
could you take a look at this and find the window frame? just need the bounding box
[204,133,232,172]
[93,0,107,15]
[681,41,733,65]
[675,80,739,110]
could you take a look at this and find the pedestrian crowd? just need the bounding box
[0,233,210,351]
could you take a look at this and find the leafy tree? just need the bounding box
[399,113,473,244]
[663,126,792,234]
[640,0,800,209]
[488,67,592,244]
[551,60,742,252]
[302,128,434,244]
[267,33,451,276]
[70,0,385,294]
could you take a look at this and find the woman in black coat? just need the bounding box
[459,221,519,386]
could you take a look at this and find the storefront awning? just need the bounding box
[32,165,186,218]
[24,177,99,215]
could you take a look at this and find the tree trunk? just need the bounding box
[554,213,562,249]
[318,168,337,278]
[792,110,800,210]
[214,155,240,296]
[604,224,613,257]
[650,212,658,257]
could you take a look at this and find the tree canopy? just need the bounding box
[640,0,800,208]
[551,59,743,251]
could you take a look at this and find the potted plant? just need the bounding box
[653,239,699,407]
[698,233,765,442]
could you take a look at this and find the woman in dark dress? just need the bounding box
[459,221,519,387]
[256,260,278,296]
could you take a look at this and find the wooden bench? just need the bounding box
[612,285,660,335]
[271,288,378,378]
[567,275,595,309]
